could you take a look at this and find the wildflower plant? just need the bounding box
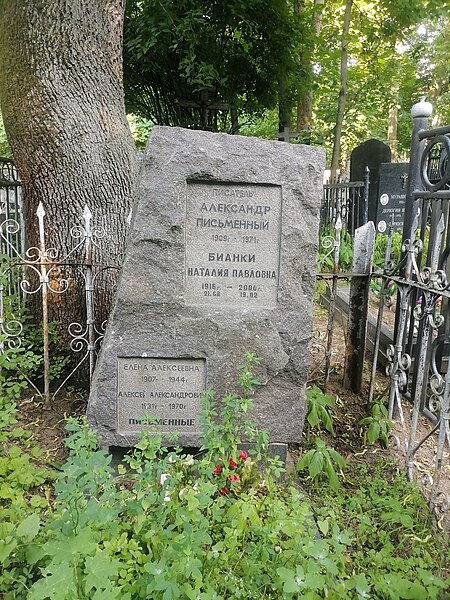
[359,402,394,447]
[199,352,277,496]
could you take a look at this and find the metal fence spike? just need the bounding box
[83,205,92,221]
[36,202,45,218]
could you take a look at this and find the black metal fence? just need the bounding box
[321,168,370,235]
[368,99,450,520]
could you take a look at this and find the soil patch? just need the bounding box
[17,391,87,465]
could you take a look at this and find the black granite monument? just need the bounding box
[350,139,391,225]
[376,162,409,233]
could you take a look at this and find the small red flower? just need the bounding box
[219,486,229,496]
[228,474,239,483]
[239,450,248,461]
[229,458,238,469]
[213,464,221,475]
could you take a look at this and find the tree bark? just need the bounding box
[0,1,138,329]
[296,0,325,135]
[388,82,399,161]
[330,0,352,183]
[278,78,291,134]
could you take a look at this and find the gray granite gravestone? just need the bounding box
[376,162,409,234]
[87,126,325,449]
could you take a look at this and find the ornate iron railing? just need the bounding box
[0,202,119,403]
[370,99,450,523]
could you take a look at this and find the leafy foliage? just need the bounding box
[0,395,55,595]
[0,289,43,402]
[318,227,353,273]
[359,402,394,447]
[372,231,403,270]
[126,113,153,152]
[297,437,346,490]
[123,0,305,131]
[311,460,449,599]
[306,385,335,434]
[0,285,71,400]
[0,353,448,598]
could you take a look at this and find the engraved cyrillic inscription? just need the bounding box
[185,183,282,307]
[117,357,206,433]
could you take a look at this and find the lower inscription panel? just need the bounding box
[117,357,206,434]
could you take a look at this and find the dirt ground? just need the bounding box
[15,295,450,531]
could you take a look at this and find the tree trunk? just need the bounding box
[230,106,240,134]
[0,1,138,332]
[296,0,325,135]
[278,78,291,135]
[387,82,399,161]
[330,0,352,183]
[387,102,398,162]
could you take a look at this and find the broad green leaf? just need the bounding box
[297,449,315,470]
[308,404,319,428]
[354,573,371,597]
[309,451,324,478]
[304,571,325,589]
[92,585,123,600]
[84,550,121,593]
[315,438,326,449]
[368,421,380,444]
[321,408,334,434]
[324,458,339,490]
[328,448,346,468]
[0,538,17,564]
[277,566,295,581]
[283,577,301,593]
[16,513,41,542]
[28,562,76,599]
[317,518,329,536]
[42,526,97,563]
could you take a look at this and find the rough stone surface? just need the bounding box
[87,126,325,448]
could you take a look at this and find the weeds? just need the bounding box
[0,355,448,599]
[359,401,394,447]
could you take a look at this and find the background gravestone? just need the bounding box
[350,139,391,226]
[376,162,409,233]
[87,126,325,449]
